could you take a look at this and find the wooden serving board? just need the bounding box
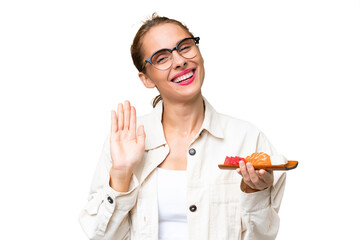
[218,160,298,170]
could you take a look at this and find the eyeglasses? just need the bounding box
[141,37,200,71]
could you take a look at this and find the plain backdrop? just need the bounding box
[1,0,359,239]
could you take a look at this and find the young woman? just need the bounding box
[79,14,286,240]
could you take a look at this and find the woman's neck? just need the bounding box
[161,95,205,138]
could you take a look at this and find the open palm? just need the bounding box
[110,101,145,172]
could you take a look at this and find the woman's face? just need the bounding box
[138,23,205,104]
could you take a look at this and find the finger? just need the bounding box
[137,125,146,147]
[123,100,131,130]
[239,161,248,175]
[236,160,245,176]
[129,106,136,139]
[246,162,261,185]
[117,103,124,130]
[111,110,118,133]
[239,161,256,189]
[236,160,246,176]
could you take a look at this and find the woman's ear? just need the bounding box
[139,72,156,89]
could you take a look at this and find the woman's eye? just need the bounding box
[156,56,169,64]
[179,45,191,52]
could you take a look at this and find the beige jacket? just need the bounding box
[79,98,286,240]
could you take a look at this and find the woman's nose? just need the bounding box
[171,51,187,69]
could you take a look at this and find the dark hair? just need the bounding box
[130,13,194,107]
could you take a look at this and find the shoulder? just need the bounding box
[136,103,162,127]
[203,98,262,138]
[216,112,261,136]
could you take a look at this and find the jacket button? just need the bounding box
[107,196,114,204]
[189,148,196,156]
[189,205,197,212]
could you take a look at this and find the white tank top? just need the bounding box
[156,167,188,240]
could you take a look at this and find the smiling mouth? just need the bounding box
[171,70,195,83]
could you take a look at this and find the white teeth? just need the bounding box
[173,71,194,83]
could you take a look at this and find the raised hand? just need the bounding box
[109,100,145,192]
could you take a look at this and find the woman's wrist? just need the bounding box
[109,167,133,192]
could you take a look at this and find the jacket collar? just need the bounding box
[143,97,224,151]
[202,97,224,139]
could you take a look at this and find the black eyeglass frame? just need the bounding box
[141,37,200,71]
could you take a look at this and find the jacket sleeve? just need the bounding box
[240,131,287,240]
[79,135,139,240]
